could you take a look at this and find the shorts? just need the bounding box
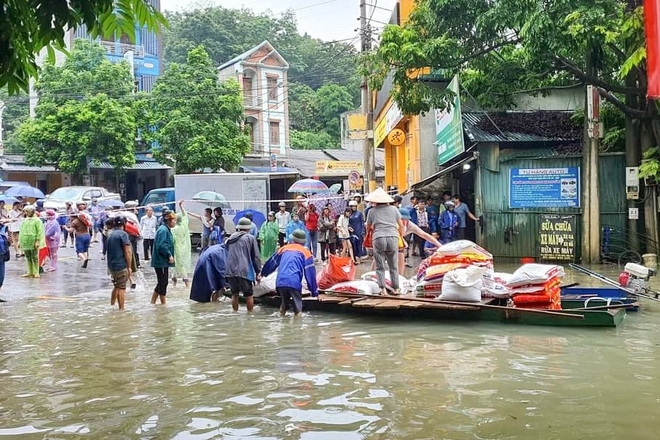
[75,233,91,254]
[110,269,129,290]
[227,277,254,297]
[277,286,303,313]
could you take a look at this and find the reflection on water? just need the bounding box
[1,286,660,439]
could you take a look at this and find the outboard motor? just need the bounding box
[619,263,656,294]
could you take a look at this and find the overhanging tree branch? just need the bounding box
[554,55,644,95]
[597,87,649,119]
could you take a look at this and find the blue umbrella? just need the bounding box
[287,178,328,194]
[0,195,18,204]
[4,185,45,199]
[98,199,125,208]
[232,209,266,228]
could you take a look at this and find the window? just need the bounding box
[269,121,280,146]
[267,76,278,102]
[246,121,255,147]
[243,77,253,105]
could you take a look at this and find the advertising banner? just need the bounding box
[509,167,580,208]
[538,214,576,262]
[646,0,660,98]
[435,75,465,165]
[315,160,364,175]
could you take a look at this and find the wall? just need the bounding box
[418,112,438,181]
[5,172,67,194]
[514,87,583,111]
[477,147,626,262]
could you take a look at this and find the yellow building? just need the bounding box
[372,0,422,193]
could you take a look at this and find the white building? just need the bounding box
[218,41,290,158]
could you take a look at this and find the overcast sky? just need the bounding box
[160,0,397,44]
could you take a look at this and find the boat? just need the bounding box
[253,292,627,327]
[561,285,639,311]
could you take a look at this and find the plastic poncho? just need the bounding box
[172,208,192,278]
[285,219,307,244]
[19,216,45,250]
[190,244,228,303]
[258,220,279,261]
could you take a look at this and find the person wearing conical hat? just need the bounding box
[19,205,45,278]
[365,188,404,295]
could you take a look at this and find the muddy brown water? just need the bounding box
[1,256,659,439]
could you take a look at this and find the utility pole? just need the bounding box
[360,0,375,193]
[0,100,5,156]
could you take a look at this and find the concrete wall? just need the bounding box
[514,87,583,111]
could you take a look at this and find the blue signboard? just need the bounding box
[509,167,580,208]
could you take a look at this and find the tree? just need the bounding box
[0,87,29,153]
[290,130,337,150]
[161,5,362,148]
[1,0,166,94]
[316,84,355,140]
[18,40,136,179]
[364,1,649,117]
[147,45,251,173]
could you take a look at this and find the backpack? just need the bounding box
[0,227,10,262]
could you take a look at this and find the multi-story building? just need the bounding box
[71,0,162,92]
[218,41,290,158]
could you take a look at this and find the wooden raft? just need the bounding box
[314,294,480,311]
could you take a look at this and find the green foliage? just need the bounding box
[161,5,361,149]
[290,130,337,150]
[147,46,251,173]
[639,147,660,179]
[0,0,167,94]
[0,87,29,152]
[571,103,626,152]
[18,40,136,177]
[364,0,646,115]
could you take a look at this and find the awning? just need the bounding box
[89,161,171,170]
[408,153,477,193]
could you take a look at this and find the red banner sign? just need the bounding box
[646,0,660,98]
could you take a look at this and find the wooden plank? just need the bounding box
[318,295,346,304]
[352,299,389,308]
[399,301,426,309]
[338,297,369,306]
[373,300,402,309]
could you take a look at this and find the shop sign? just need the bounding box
[539,214,576,261]
[315,160,364,175]
[509,167,580,208]
[435,75,465,165]
[374,101,404,146]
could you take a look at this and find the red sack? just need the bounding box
[363,228,373,249]
[78,213,93,228]
[317,254,356,289]
[124,222,140,237]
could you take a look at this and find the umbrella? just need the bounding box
[98,199,125,208]
[232,209,267,228]
[192,191,231,209]
[0,195,18,204]
[287,178,328,194]
[4,185,45,199]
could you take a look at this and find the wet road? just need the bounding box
[1,244,660,439]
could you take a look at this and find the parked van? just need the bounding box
[139,187,175,219]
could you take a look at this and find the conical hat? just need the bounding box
[365,187,394,204]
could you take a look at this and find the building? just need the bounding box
[218,41,290,158]
[71,0,162,92]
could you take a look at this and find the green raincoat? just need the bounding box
[172,208,192,279]
[258,219,279,261]
[19,216,45,250]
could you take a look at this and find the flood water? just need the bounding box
[1,265,659,439]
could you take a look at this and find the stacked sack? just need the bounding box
[415,240,494,298]
[506,264,565,310]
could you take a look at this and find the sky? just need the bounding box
[159,0,398,44]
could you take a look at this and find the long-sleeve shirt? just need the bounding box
[151,224,174,268]
[262,243,318,296]
[225,231,261,281]
[140,215,158,240]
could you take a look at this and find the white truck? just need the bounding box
[175,173,295,237]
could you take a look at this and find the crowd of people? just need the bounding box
[0,188,478,313]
